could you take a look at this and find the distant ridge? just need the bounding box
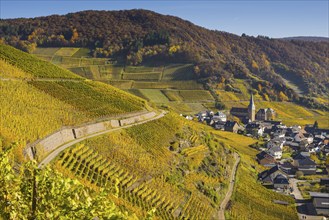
[281,36,329,42]
[1,9,329,99]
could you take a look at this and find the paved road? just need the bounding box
[38,111,165,168]
[290,178,325,220]
[217,153,240,220]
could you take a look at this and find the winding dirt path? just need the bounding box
[38,111,166,168]
[218,152,240,220]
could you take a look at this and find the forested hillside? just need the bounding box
[1,9,328,102]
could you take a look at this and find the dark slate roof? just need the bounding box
[257,151,271,159]
[309,192,329,198]
[273,174,289,184]
[259,165,278,179]
[246,123,261,129]
[224,121,237,128]
[230,107,248,113]
[298,158,317,166]
[279,162,294,169]
[269,145,282,152]
[256,151,275,162]
[292,152,308,160]
[257,109,266,114]
[313,197,329,209]
[264,120,282,125]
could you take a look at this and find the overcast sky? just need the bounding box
[1,0,328,38]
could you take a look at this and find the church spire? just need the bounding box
[248,93,256,121]
[249,93,255,110]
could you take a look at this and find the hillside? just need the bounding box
[1,9,329,103]
[0,44,147,161]
[281,36,329,42]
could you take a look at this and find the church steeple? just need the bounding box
[248,93,256,121]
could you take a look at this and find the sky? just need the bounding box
[0,0,328,38]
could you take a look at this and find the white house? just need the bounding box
[268,145,283,160]
[212,111,227,122]
[267,139,284,149]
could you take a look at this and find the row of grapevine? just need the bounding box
[28,80,145,118]
[180,194,215,220]
[57,145,177,219]
[57,143,216,219]
[181,145,208,157]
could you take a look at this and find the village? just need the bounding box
[183,94,329,218]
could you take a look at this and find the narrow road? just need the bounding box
[38,111,165,168]
[218,152,240,220]
[290,178,324,220]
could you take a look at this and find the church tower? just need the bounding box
[248,93,256,121]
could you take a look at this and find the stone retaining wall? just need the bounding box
[24,112,156,160]
[73,120,119,139]
[120,112,156,126]
[34,128,75,159]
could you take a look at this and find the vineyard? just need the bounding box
[52,113,236,219]
[0,45,149,162]
[28,80,146,117]
[0,44,81,79]
[31,47,211,114]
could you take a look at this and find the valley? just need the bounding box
[0,7,328,220]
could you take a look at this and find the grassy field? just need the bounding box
[138,89,170,103]
[125,65,161,73]
[72,48,91,58]
[179,90,215,102]
[55,47,80,56]
[122,72,161,80]
[105,80,134,89]
[161,90,214,102]
[161,90,184,101]
[168,102,207,114]
[32,47,60,56]
[132,80,203,90]
[162,64,195,81]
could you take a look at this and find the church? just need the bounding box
[230,93,256,123]
[230,93,275,123]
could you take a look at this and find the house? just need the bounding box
[212,111,227,122]
[304,133,314,144]
[268,145,283,160]
[272,129,286,138]
[214,121,225,130]
[273,174,290,189]
[320,178,329,187]
[293,153,317,175]
[258,165,289,189]
[256,108,267,121]
[224,121,243,133]
[294,133,305,142]
[256,151,276,167]
[278,162,296,176]
[256,108,276,121]
[267,138,284,149]
[246,123,264,136]
[309,192,329,216]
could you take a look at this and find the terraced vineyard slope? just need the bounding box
[53,113,237,219]
[31,47,212,114]
[0,44,147,161]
